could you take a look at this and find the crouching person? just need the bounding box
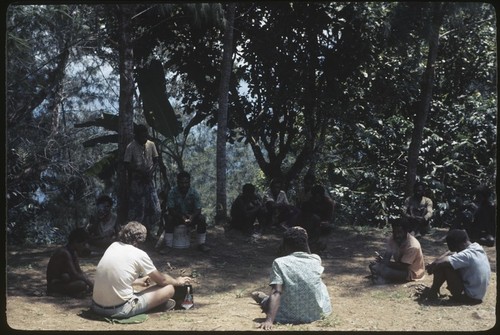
[251,226,332,330]
[424,229,491,304]
[91,221,191,318]
[46,228,93,298]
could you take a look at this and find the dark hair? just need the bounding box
[446,229,469,246]
[283,226,310,253]
[242,183,256,194]
[270,178,282,187]
[68,228,89,244]
[311,185,325,196]
[474,184,492,198]
[391,218,409,232]
[303,173,316,183]
[96,194,113,206]
[134,124,148,135]
[414,181,426,190]
[177,171,191,181]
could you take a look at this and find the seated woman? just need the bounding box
[46,228,93,298]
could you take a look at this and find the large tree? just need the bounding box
[215,3,236,224]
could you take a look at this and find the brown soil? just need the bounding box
[5,225,497,332]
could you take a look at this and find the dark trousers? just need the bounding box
[431,265,482,304]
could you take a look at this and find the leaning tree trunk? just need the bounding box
[215,3,236,226]
[406,3,445,196]
[116,4,136,226]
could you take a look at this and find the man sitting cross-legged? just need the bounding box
[369,218,425,284]
[91,221,192,318]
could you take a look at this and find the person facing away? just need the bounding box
[46,228,93,298]
[162,171,210,252]
[465,184,496,247]
[124,124,162,242]
[369,218,425,284]
[229,183,266,236]
[424,229,491,304]
[251,226,332,330]
[91,221,192,318]
[86,194,120,250]
[403,181,433,237]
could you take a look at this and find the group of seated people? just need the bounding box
[228,174,336,252]
[369,218,491,306]
[45,179,494,330]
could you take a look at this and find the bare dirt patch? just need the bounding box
[5,225,497,331]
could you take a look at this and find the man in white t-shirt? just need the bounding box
[91,221,191,318]
[424,229,491,304]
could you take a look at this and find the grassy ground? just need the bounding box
[5,224,497,331]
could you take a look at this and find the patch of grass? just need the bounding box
[158,313,172,321]
[370,288,406,301]
[281,323,309,331]
[318,313,341,328]
[235,288,247,298]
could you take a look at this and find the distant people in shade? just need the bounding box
[229,183,266,237]
[46,228,93,298]
[403,181,433,238]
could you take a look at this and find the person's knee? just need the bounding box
[479,235,495,247]
[158,284,175,301]
[60,273,71,282]
[194,214,207,228]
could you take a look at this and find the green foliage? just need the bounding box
[6,3,496,244]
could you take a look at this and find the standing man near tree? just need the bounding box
[124,124,162,244]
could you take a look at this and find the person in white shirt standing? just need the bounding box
[424,229,491,304]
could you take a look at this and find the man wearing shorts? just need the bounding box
[91,221,191,318]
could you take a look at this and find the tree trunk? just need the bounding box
[215,3,236,225]
[116,4,136,225]
[406,3,445,196]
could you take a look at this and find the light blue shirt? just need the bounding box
[167,186,201,215]
[449,242,491,300]
[269,251,332,324]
